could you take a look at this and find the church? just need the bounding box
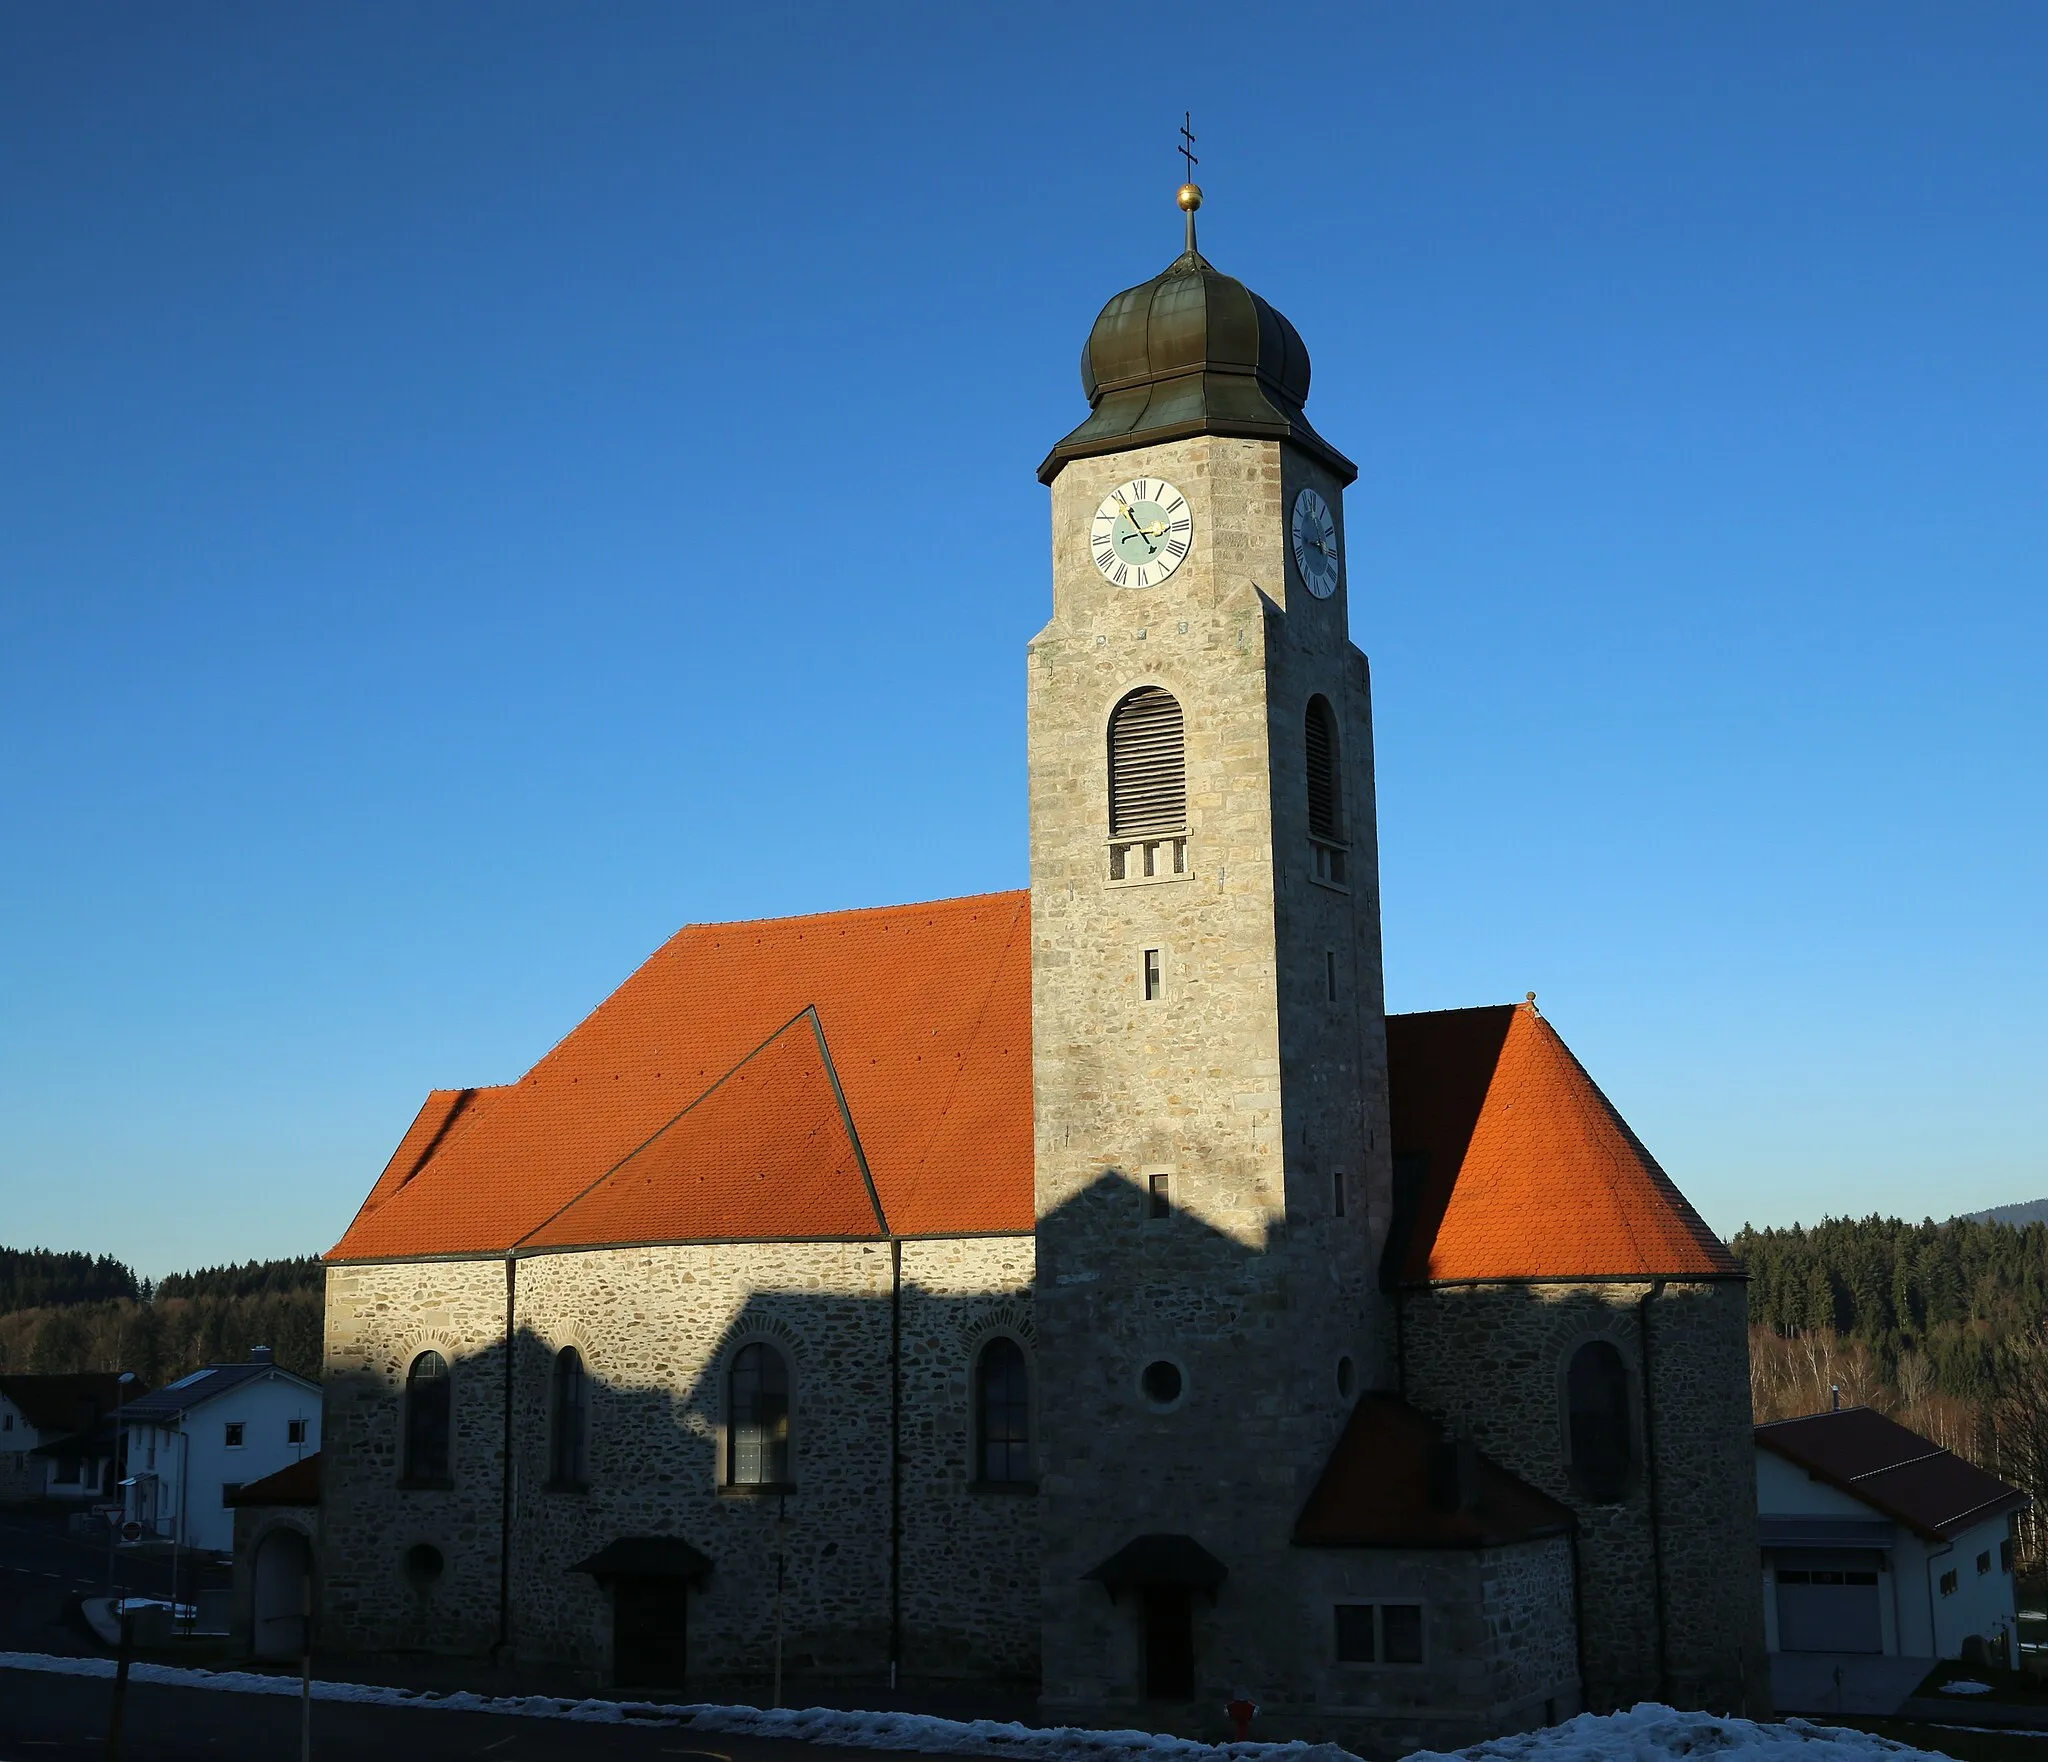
[317,181,1768,1754]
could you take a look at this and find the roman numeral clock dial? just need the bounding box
[1290,486,1341,599]
[1090,478,1192,589]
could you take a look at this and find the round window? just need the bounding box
[1337,1355,1356,1399]
[404,1542,445,1586]
[1140,1360,1184,1408]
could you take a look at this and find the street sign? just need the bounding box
[120,1520,143,1541]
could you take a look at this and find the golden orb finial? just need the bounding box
[1176,182,1203,212]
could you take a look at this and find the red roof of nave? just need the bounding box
[331,896,1729,1279]
[327,891,1033,1260]
[1389,1002,1737,1283]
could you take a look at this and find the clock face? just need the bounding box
[1090,478,1192,589]
[1291,487,1341,599]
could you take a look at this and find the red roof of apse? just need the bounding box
[1389,1003,1736,1283]
[327,891,1032,1260]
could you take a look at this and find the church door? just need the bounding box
[613,1578,689,1691]
[1142,1585,1195,1700]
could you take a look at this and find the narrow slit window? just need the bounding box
[1147,1173,1171,1219]
[1333,1170,1346,1218]
[1325,951,1338,1002]
[1143,949,1162,1001]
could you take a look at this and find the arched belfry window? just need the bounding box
[975,1337,1032,1485]
[1565,1340,1632,1502]
[549,1346,588,1490]
[1107,687,1187,883]
[727,1343,790,1487]
[403,1351,451,1485]
[1305,695,1347,886]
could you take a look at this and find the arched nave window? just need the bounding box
[727,1342,790,1486]
[549,1346,589,1490]
[403,1351,452,1485]
[1565,1339,1632,1501]
[975,1337,1032,1485]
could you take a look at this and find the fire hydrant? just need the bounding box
[1225,1696,1258,1742]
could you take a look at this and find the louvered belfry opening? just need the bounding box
[1107,687,1189,882]
[1305,696,1342,841]
[1306,694,1347,886]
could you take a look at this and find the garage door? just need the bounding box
[1777,1568,1881,1653]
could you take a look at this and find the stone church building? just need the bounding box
[319,192,1768,1752]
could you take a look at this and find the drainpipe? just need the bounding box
[497,1252,518,1660]
[1567,1522,1590,1714]
[1638,1281,1670,1703]
[889,1238,903,1691]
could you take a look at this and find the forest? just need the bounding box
[1731,1212,2048,1567]
[0,1249,323,1385]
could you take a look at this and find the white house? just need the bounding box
[1757,1406,2028,1664]
[120,1348,321,1555]
[0,1374,137,1503]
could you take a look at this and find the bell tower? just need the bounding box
[1028,183,1395,1724]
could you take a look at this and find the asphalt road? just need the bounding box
[0,1504,198,1658]
[0,1668,1003,1762]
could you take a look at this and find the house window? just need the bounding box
[1305,695,1346,885]
[1334,1602,1424,1665]
[550,1347,589,1490]
[727,1343,789,1487]
[1940,1570,1958,1596]
[287,1419,307,1445]
[1147,1173,1171,1219]
[975,1337,1032,1485]
[1565,1339,1632,1502]
[1332,1170,1346,1218]
[403,1351,453,1485]
[224,1422,244,1449]
[1977,1550,1992,1575]
[1143,948,1162,1001]
[221,1482,243,1507]
[1107,687,1187,881]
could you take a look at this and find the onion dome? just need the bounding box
[1039,195,1356,486]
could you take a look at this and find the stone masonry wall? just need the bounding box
[1288,1537,1579,1755]
[1400,1279,1768,1718]
[322,1235,1039,1693]
[321,1256,508,1655]
[1030,430,1394,1734]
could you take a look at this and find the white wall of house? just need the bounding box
[1758,1450,2018,1660]
[0,1392,36,1501]
[123,1373,320,1554]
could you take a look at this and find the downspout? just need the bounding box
[497,1251,518,1659]
[1394,1286,1408,1396]
[890,1238,903,1691]
[1567,1521,1590,1714]
[1638,1281,1669,1703]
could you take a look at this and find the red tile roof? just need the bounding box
[1389,1002,1737,1284]
[328,891,1032,1261]
[226,1453,321,1507]
[1757,1407,2029,1540]
[1295,1394,1576,1548]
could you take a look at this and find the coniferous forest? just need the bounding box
[0,1249,323,1386]
[1731,1212,2048,1567]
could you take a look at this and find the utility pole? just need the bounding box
[106,1373,136,1597]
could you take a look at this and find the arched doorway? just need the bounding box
[252,1527,311,1660]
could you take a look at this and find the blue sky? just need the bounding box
[3,4,2043,1276]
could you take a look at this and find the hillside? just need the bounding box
[1967,1197,2048,1228]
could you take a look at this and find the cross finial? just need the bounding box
[1175,112,1203,255]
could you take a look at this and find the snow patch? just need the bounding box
[0,1659,1947,1762]
[1938,1681,1993,1696]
